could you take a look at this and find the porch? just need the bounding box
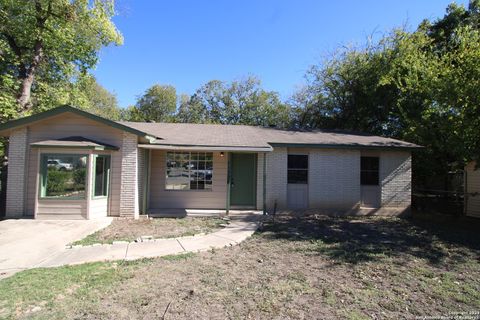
[138,146,269,216]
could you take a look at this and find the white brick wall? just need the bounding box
[308,149,361,209]
[380,151,412,208]
[265,148,288,210]
[6,128,28,218]
[119,132,139,218]
[264,147,412,214]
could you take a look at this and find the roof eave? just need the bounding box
[138,143,273,152]
[268,142,423,150]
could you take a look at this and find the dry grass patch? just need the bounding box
[71,216,226,246]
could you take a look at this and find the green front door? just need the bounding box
[230,153,256,207]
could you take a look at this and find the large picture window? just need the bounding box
[40,154,87,199]
[166,152,213,190]
[361,156,380,185]
[93,155,111,198]
[288,154,308,184]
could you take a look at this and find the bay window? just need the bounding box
[40,154,87,199]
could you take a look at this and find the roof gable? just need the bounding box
[0,105,157,139]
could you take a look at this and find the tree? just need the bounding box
[293,0,480,186]
[0,0,123,115]
[73,75,121,120]
[128,85,177,122]
[177,76,292,128]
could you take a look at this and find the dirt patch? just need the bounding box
[79,213,480,319]
[3,212,480,319]
[71,216,226,246]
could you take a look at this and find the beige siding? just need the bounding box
[466,162,480,218]
[148,150,227,209]
[37,200,87,219]
[25,112,124,217]
[256,153,265,211]
[90,198,108,219]
[137,148,146,214]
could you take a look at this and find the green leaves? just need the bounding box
[295,0,480,182]
[0,0,122,115]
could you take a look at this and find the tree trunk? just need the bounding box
[16,41,43,112]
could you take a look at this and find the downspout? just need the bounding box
[263,152,267,215]
[226,152,232,216]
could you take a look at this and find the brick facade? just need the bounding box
[6,128,28,218]
[308,149,361,209]
[119,132,139,218]
[265,147,288,210]
[264,148,412,214]
[380,151,412,208]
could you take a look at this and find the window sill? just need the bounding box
[164,189,213,192]
[38,197,86,201]
[92,196,108,200]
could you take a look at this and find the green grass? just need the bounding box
[69,229,115,246]
[0,260,152,320]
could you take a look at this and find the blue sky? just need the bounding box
[93,0,469,107]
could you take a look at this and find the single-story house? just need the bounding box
[0,105,420,220]
[465,161,480,218]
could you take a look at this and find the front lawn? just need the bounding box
[1,212,479,319]
[70,216,226,246]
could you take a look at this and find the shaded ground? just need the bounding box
[71,216,226,246]
[1,212,479,319]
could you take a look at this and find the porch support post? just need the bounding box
[142,148,150,215]
[263,152,267,215]
[226,152,232,215]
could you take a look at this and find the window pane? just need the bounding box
[361,171,379,185]
[360,157,379,185]
[94,156,110,197]
[288,155,308,169]
[361,157,379,171]
[94,157,104,197]
[43,155,87,199]
[288,169,308,184]
[165,152,213,191]
[205,180,212,190]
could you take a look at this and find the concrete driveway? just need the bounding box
[0,218,112,279]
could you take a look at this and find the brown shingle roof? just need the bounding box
[119,122,420,150]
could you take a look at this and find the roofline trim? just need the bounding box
[268,142,423,150]
[138,144,273,152]
[0,105,159,139]
[30,144,119,151]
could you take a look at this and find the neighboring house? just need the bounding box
[465,161,480,218]
[0,106,420,220]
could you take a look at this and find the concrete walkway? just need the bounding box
[36,213,260,269]
[0,218,113,279]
